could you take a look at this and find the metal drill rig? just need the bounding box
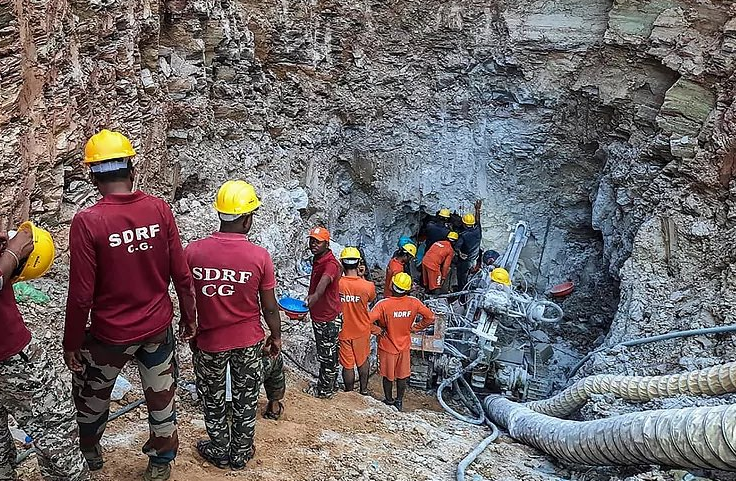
[409,221,564,401]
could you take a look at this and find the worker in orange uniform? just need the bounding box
[337,247,376,394]
[370,273,435,411]
[383,242,417,298]
[421,231,458,294]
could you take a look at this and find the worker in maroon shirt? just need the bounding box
[304,227,342,398]
[0,223,89,480]
[185,180,282,471]
[63,130,197,481]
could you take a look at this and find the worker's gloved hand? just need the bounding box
[178,319,197,342]
[64,350,84,372]
[264,334,282,358]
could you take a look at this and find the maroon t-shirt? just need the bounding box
[64,191,196,351]
[185,232,276,352]
[0,269,31,361]
[308,250,341,322]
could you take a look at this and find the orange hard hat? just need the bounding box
[308,227,330,242]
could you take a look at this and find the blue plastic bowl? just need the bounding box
[278,296,309,314]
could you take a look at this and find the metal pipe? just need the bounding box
[435,289,484,299]
[528,362,736,417]
[446,327,478,334]
[533,218,551,290]
[498,222,529,278]
[485,396,736,470]
[570,324,736,377]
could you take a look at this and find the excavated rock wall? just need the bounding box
[2,0,735,371]
[585,1,736,375]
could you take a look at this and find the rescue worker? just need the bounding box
[490,267,513,289]
[370,273,435,412]
[482,249,501,268]
[185,180,282,470]
[305,227,342,398]
[384,243,417,298]
[64,130,197,481]
[356,246,371,281]
[424,208,452,247]
[455,200,483,290]
[0,223,89,481]
[397,236,413,250]
[338,247,377,394]
[261,351,286,420]
[421,231,458,294]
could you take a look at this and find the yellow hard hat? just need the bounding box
[402,243,417,257]
[447,231,459,241]
[490,267,512,286]
[438,208,451,219]
[214,180,262,216]
[13,221,55,282]
[462,213,476,226]
[84,130,136,164]
[392,272,412,293]
[340,247,362,261]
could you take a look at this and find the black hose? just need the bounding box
[436,358,487,425]
[15,398,147,465]
[569,324,736,378]
[456,425,500,481]
[281,349,319,379]
[109,398,146,421]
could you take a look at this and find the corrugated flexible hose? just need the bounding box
[527,362,736,418]
[484,396,736,470]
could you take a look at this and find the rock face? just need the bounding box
[2,0,735,371]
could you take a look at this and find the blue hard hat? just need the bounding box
[397,236,413,248]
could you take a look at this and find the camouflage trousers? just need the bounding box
[0,338,89,481]
[262,352,285,402]
[193,343,263,465]
[72,327,178,465]
[312,319,341,395]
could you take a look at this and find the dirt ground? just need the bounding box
[13,292,719,481]
[16,365,496,481]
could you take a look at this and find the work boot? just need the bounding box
[82,443,104,471]
[230,445,256,471]
[143,460,171,481]
[303,383,335,399]
[196,440,229,469]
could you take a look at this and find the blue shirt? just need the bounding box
[457,225,482,260]
[425,221,450,246]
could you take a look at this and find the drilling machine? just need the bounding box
[409,221,563,401]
